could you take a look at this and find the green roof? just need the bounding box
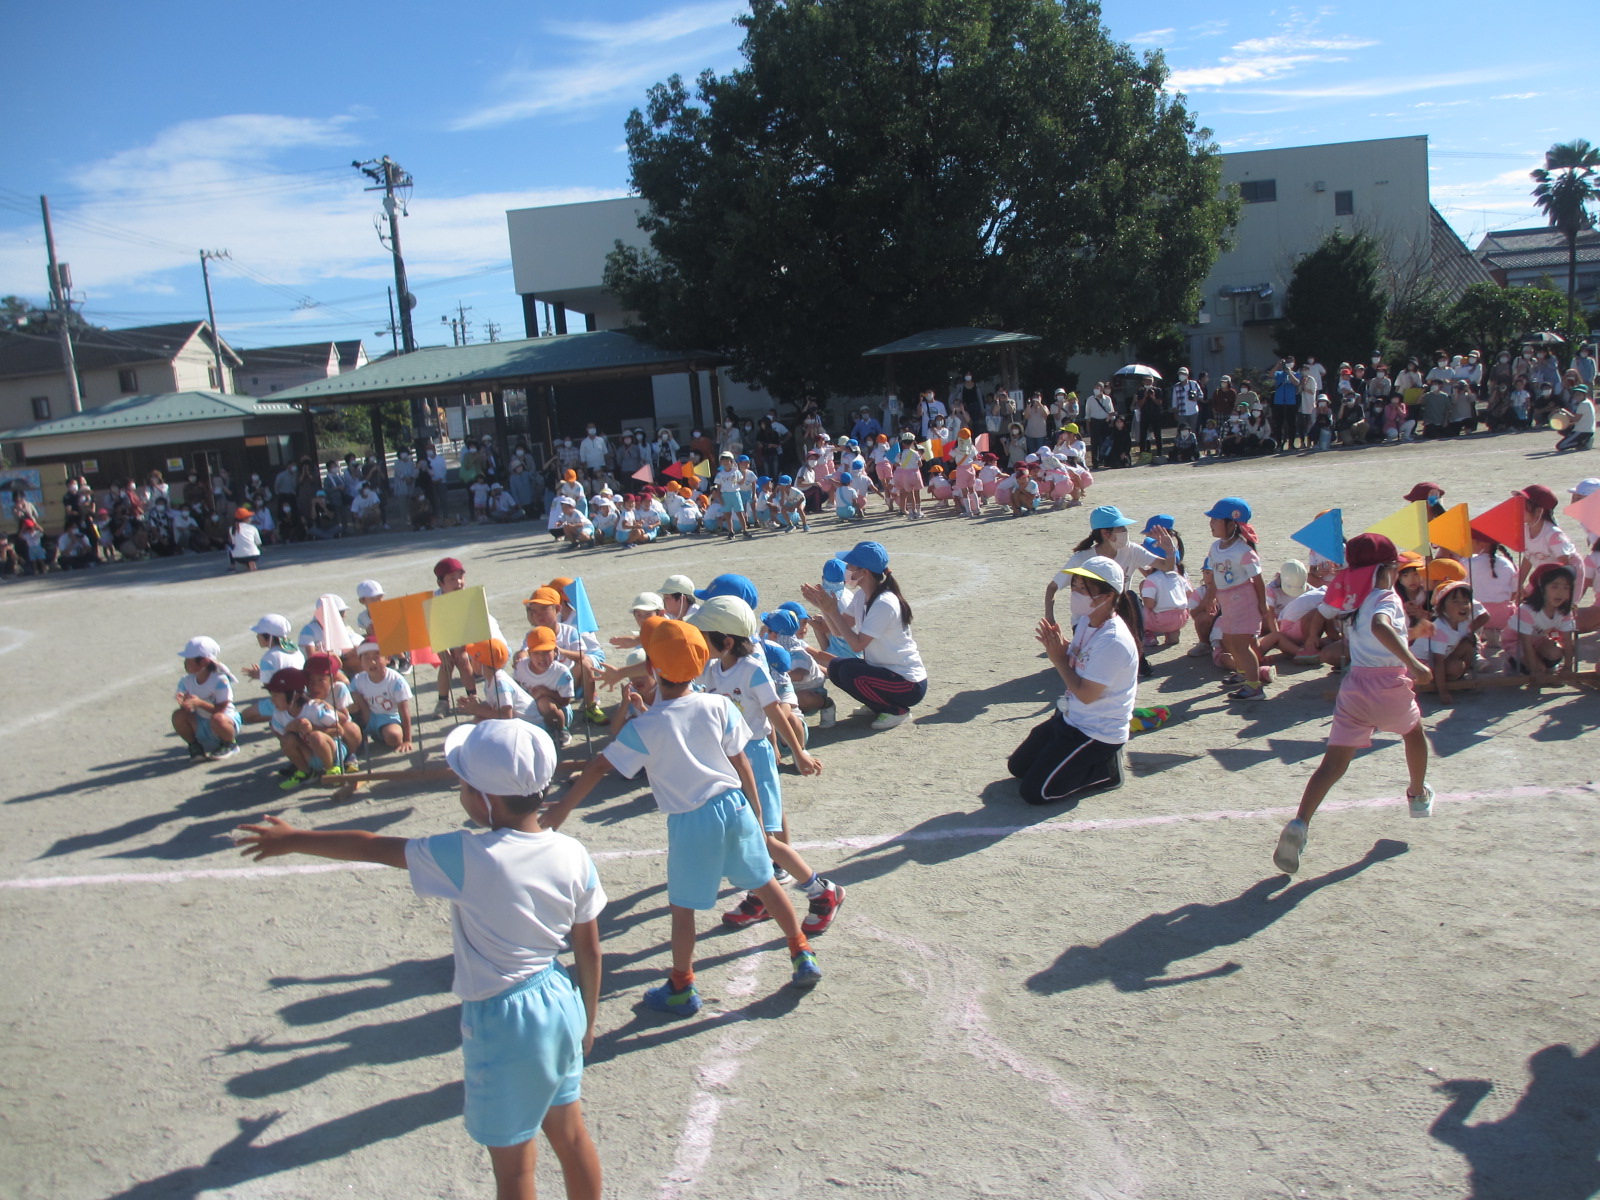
[861,328,1042,357]
[0,390,298,440]
[268,330,720,404]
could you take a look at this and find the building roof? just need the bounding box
[0,321,241,381]
[861,328,1042,357]
[0,390,298,441]
[1428,206,1496,301]
[334,340,366,370]
[235,342,339,373]
[1475,225,1600,272]
[267,330,721,405]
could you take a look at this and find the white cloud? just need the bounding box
[1166,14,1376,92]
[1248,67,1512,99]
[1491,92,1542,100]
[1189,20,1229,38]
[0,114,622,306]
[450,1,746,131]
[1129,27,1175,46]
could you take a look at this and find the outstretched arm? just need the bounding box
[235,815,408,868]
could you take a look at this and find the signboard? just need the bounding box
[166,457,185,472]
[79,458,99,475]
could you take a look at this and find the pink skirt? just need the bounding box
[930,479,953,499]
[876,461,895,486]
[995,480,1014,503]
[1036,477,1057,499]
[1144,606,1190,634]
[1215,582,1263,636]
[894,467,923,491]
[980,478,999,498]
[1328,665,1421,748]
[1068,467,1093,490]
[954,464,976,488]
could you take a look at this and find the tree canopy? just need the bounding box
[1273,229,1387,369]
[605,0,1236,402]
[1530,138,1598,332]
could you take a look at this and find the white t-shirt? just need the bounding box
[229,523,262,558]
[352,667,414,715]
[1525,521,1576,570]
[1468,552,1518,603]
[1057,616,1138,745]
[513,657,575,700]
[1278,588,1328,624]
[482,669,535,715]
[834,484,860,513]
[178,670,234,713]
[1205,538,1262,592]
[700,653,780,741]
[1429,603,1487,656]
[1347,589,1408,668]
[1510,603,1576,636]
[844,590,927,682]
[602,692,753,814]
[257,646,304,688]
[406,828,606,1002]
[1056,541,1162,593]
[774,633,824,690]
[1140,570,1193,613]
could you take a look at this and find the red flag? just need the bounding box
[975,433,990,452]
[662,461,687,481]
[631,464,654,484]
[1470,495,1526,552]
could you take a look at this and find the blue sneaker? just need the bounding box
[790,949,822,989]
[643,980,702,1018]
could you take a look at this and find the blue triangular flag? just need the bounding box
[1290,508,1345,565]
[565,577,600,635]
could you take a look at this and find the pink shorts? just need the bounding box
[894,467,922,491]
[876,461,894,485]
[1215,582,1263,637]
[1144,606,1190,634]
[930,479,952,499]
[1480,599,1515,630]
[981,479,998,498]
[1068,467,1092,490]
[1328,666,1421,748]
[1277,618,1305,644]
[954,465,976,488]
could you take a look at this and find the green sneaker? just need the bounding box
[324,765,343,778]
[642,980,702,1017]
[278,769,313,791]
[790,949,822,989]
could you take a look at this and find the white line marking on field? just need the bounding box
[2,784,1585,892]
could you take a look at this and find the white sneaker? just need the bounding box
[1273,819,1308,874]
[817,701,837,729]
[1407,783,1434,818]
[1188,643,1211,657]
[870,711,911,731]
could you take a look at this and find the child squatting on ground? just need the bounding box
[235,719,605,1200]
[543,615,822,1016]
[1272,533,1435,875]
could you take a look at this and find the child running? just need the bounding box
[1272,533,1434,874]
[234,719,605,1200]
[544,617,821,1016]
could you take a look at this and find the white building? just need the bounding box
[234,339,368,397]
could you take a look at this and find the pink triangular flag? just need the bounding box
[1563,489,1600,537]
[631,464,654,484]
[975,433,991,452]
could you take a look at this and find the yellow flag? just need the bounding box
[423,585,492,651]
[1427,503,1473,557]
[694,459,711,480]
[1364,500,1430,555]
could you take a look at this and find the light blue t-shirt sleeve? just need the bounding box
[602,719,648,778]
[406,831,467,899]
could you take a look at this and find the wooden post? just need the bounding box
[368,402,387,517]
[708,368,724,427]
[687,368,704,432]
[301,402,319,468]
[492,388,511,476]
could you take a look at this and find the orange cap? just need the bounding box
[524,586,562,607]
[563,469,577,482]
[1425,558,1467,585]
[641,616,708,683]
[524,626,557,653]
[547,576,574,593]
[467,638,509,670]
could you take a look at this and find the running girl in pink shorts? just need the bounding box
[1273,533,1435,874]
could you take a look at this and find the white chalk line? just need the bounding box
[3,784,1585,892]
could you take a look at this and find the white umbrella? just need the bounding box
[1113,363,1163,380]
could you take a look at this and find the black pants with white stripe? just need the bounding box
[1008,711,1124,808]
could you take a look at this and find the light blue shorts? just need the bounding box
[308,740,349,773]
[256,698,274,719]
[723,491,746,514]
[364,713,400,738]
[826,634,861,661]
[665,789,773,909]
[743,736,783,833]
[461,961,585,1147]
[193,707,243,751]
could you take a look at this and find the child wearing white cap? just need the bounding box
[172,636,241,761]
[235,719,605,1198]
[351,642,415,752]
[240,614,304,725]
[353,580,384,636]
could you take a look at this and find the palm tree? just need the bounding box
[1530,139,1600,335]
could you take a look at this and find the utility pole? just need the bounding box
[199,249,230,392]
[376,286,400,355]
[39,196,81,413]
[484,319,501,343]
[441,302,473,346]
[355,156,422,431]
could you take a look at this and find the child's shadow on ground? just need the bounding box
[1026,839,1408,994]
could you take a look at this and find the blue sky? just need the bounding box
[0,0,1579,355]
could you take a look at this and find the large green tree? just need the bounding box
[1273,229,1387,369]
[1446,281,1568,357]
[605,0,1236,402]
[1530,138,1598,335]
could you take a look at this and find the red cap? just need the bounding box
[303,652,340,677]
[1403,482,1443,502]
[433,556,465,579]
[1516,484,1558,512]
[1345,533,1398,568]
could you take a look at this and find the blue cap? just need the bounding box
[840,471,853,484]
[1143,514,1175,533]
[838,541,890,574]
[822,558,849,584]
[757,475,772,485]
[761,608,800,637]
[777,474,793,486]
[1205,497,1252,522]
[1089,505,1134,530]
[735,454,751,463]
[1143,536,1162,556]
[847,438,860,447]
[694,573,759,607]
[761,640,793,676]
[779,600,809,621]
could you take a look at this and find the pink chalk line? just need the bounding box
[2,784,1588,892]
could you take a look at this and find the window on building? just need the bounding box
[31,396,50,421]
[207,365,218,389]
[1334,190,1354,216]
[1239,179,1277,203]
[118,368,139,393]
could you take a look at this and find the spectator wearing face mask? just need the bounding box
[614,433,644,477]
[578,426,609,473]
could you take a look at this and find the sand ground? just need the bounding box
[2,432,1598,1200]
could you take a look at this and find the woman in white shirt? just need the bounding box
[799,541,926,731]
[1010,555,1139,806]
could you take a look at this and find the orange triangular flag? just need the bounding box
[1427,503,1473,557]
[1363,500,1430,555]
[1471,495,1526,552]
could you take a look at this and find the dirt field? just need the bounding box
[3,432,1598,1200]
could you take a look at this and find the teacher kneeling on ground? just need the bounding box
[1009,555,1139,806]
[800,541,927,731]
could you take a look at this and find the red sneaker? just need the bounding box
[801,882,846,934]
[721,893,769,928]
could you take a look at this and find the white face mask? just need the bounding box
[1102,528,1128,551]
[1069,590,1093,620]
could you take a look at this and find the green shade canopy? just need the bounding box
[0,390,297,440]
[861,328,1041,358]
